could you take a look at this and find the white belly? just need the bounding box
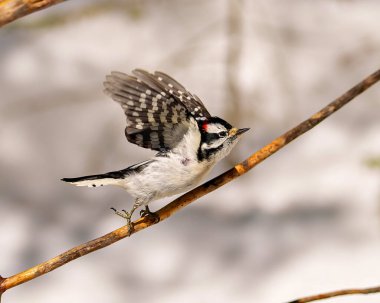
[122,155,214,204]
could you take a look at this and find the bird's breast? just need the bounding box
[146,156,213,198]
[122,154,215,203]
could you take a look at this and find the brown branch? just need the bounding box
[287,285,380,303]
[1,69,380,297]
[0,0,66,27]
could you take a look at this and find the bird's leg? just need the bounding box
[139,205,160,224]
[111,204,139,236]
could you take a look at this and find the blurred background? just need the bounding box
[1,0,380,302]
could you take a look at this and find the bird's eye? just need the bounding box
[218,131,227,138]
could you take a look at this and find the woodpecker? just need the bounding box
[62,69,249,233]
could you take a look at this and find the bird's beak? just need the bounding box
[235,128,250,136]
[229,127,250,137]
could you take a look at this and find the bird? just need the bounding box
[62,69,249,234]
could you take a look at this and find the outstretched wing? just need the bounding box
[149,70,211,121]
[104,69,211,151]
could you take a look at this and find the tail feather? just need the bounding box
[62,160,153,188]
[61,172,125,188]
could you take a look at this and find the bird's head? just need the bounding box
[198,117,250,162]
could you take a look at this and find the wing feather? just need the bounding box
[139,70,211,121]
[104,69,208,151]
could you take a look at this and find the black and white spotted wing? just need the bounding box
[147,70,211,121]
[104,69,211,151]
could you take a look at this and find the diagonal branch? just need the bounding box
[287,285,380,303]
[1,69,380,296]
[0,0,66,27]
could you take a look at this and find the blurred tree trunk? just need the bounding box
[226,0,243,164]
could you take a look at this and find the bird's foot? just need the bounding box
[140,206,160,224]
[111,207,134,236]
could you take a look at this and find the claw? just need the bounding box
[140,206,160,224]
[111,206,137,237]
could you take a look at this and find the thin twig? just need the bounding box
[0,69,380,296]
[0,0,66,27]
[287,285,380,303]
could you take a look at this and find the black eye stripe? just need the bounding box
[204,131,228,143]
[205,133,220,141]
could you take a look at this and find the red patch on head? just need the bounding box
[202,121,208,131]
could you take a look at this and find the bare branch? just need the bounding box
[1,69,379,296]
[0,0,66,27]
[287,285,380,303]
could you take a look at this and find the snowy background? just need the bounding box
[1,1,380,302]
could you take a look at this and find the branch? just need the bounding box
[1,69,380,296]
[0,0,66,27]
[287,285,380,303]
